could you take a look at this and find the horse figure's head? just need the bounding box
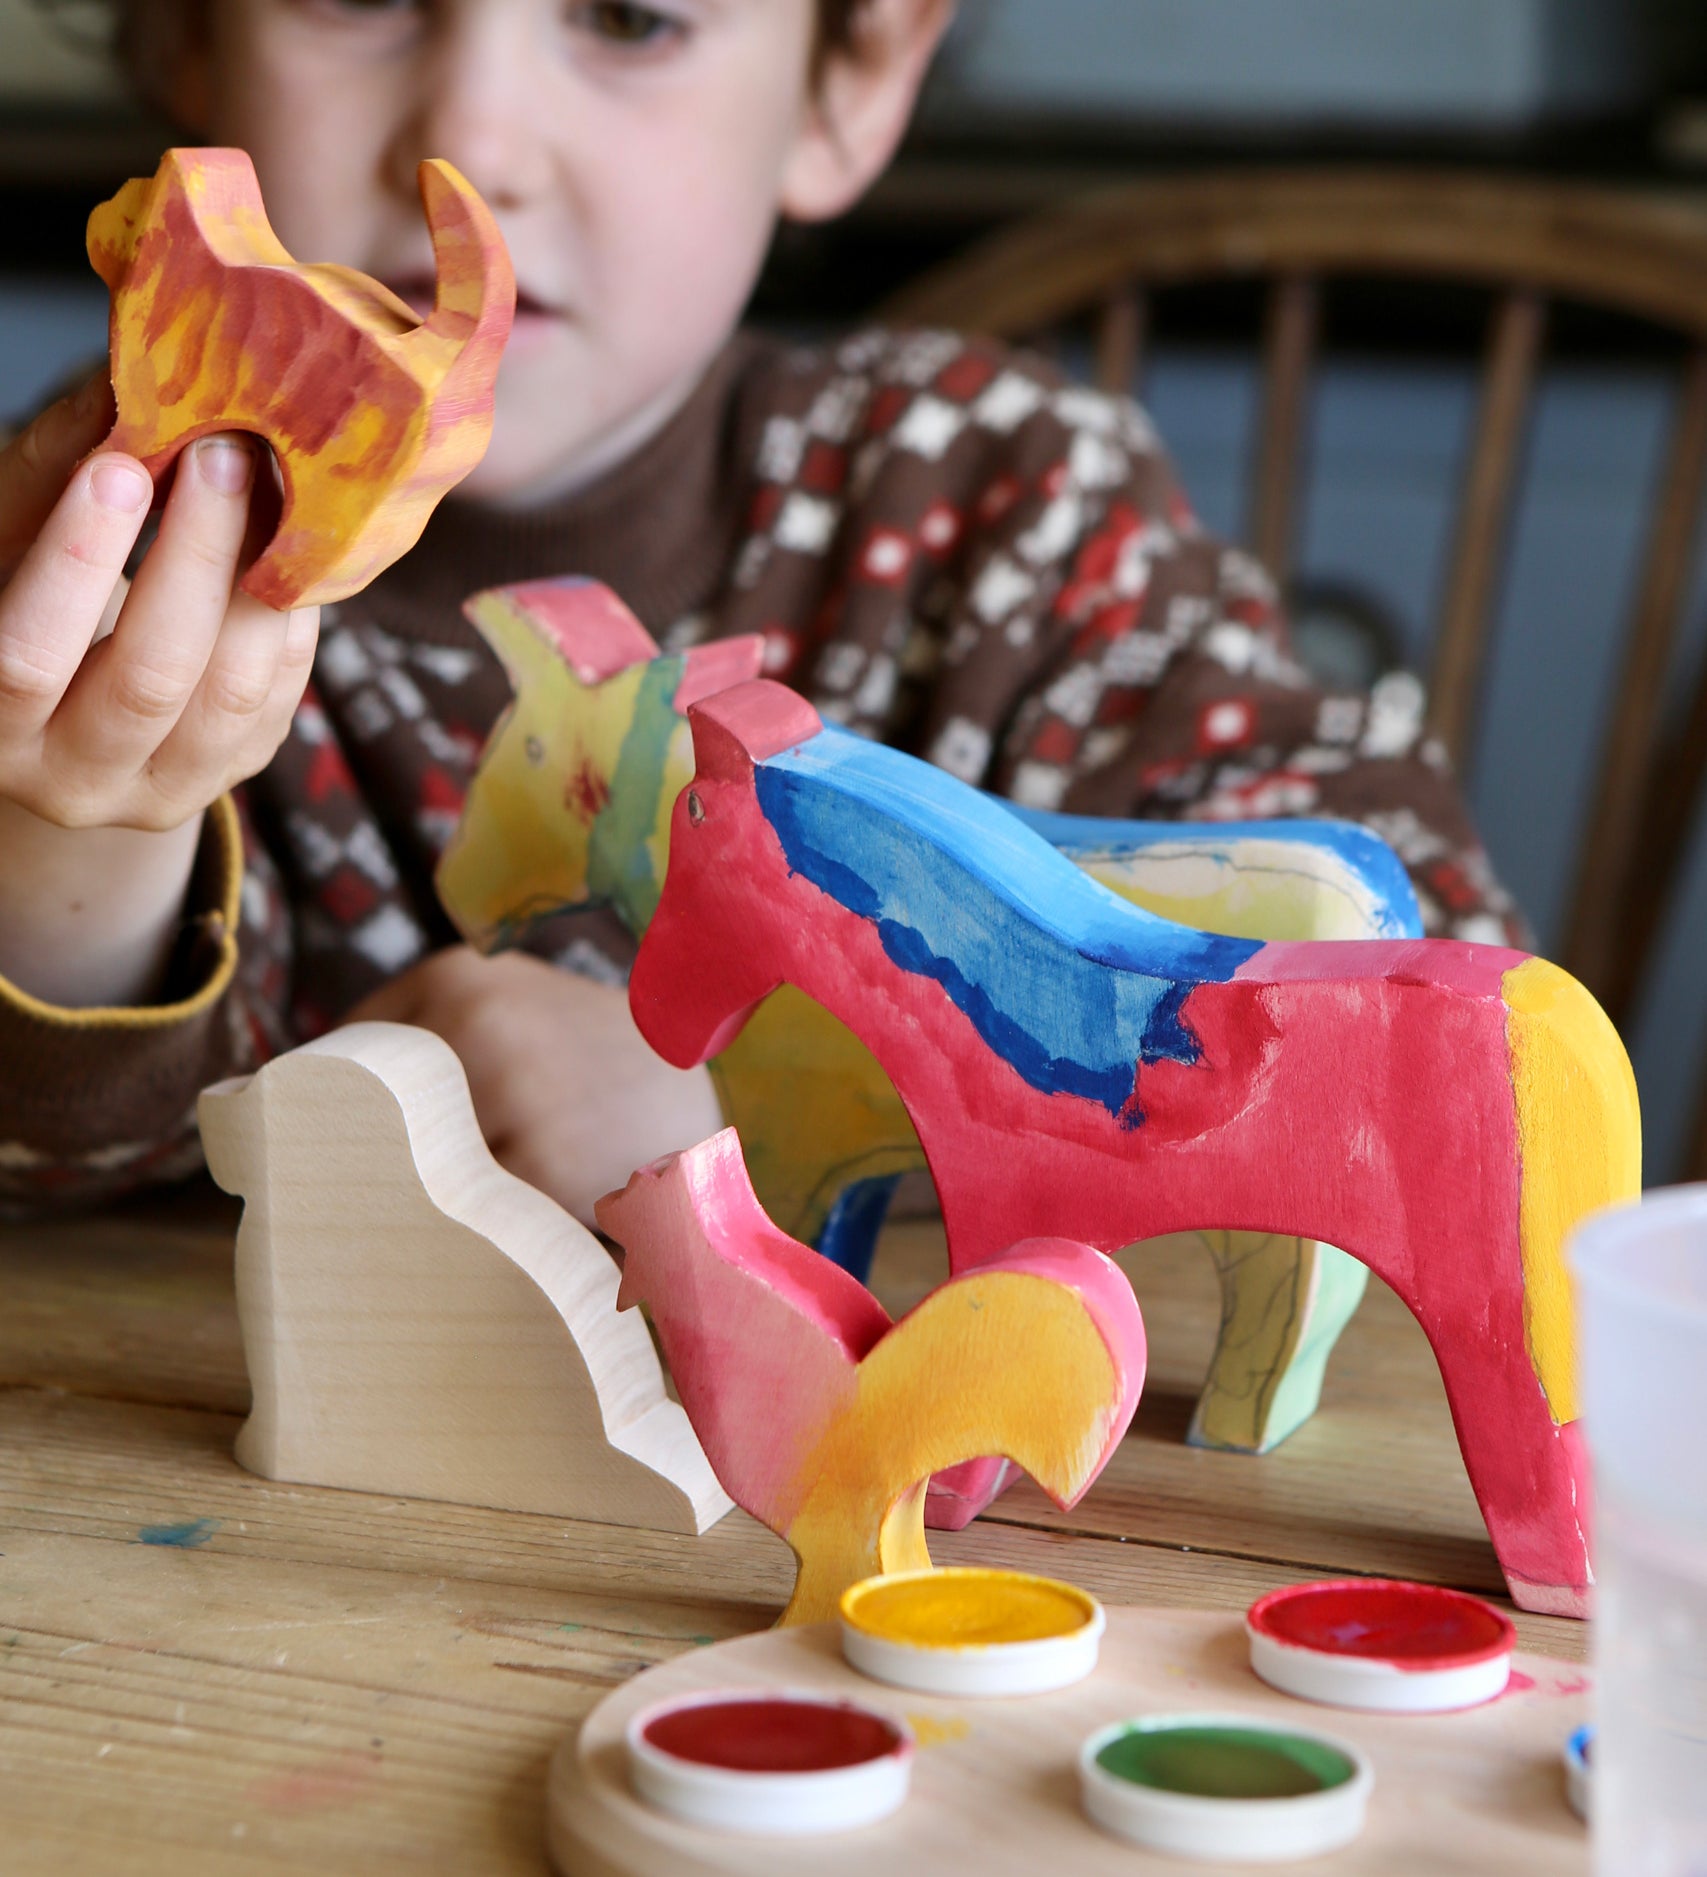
[629,680,824,1069]
[435,578,763,950]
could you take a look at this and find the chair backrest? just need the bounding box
[882,169,1707,1170]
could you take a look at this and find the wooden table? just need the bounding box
[0,1184,1587,1874]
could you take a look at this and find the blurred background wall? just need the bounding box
[5,0,1707,1178]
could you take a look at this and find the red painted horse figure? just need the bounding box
[435,577,1422,1471]
[629,679,1641,1619]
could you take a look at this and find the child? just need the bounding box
[0,0,1517,1222]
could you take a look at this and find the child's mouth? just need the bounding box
[384,275,559,323]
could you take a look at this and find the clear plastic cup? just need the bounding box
[1572,1186,1707,1876]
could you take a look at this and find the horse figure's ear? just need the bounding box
[676,635,767,710]
[688,680,822,784]
[462,578,659,686]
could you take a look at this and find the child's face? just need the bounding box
[188,1,889,505]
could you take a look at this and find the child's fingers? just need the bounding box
[0,449,152,748]
[59,435,258,773]
[143,596,318,813]
[0,377,117,573]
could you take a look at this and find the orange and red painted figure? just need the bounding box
[87,147,514,610]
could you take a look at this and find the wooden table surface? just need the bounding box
[0,1184,1588,1875]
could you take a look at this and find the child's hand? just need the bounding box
[0,378,318,834]
[342,946,723,1227]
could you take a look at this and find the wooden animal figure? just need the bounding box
[434,577,1419,1464]
[87,146,514,609]
[597,1129,1146,1625]
[627,679,1642,1617]
[198,1022,730,1536]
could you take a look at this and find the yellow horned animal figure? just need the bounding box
[87,146,515,609]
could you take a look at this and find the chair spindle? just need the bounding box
[1428,289,1548,770]
[1094,285,1148,397]
[1565,344,1707,1014]
[1249,274,1321,585]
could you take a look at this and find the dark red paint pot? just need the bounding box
[1248,1579,1516,1712]
[625,1689,914,1834]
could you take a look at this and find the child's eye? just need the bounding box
[287,0,421,29]
[570,2,684,47]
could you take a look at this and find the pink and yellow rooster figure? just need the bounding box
[87,147,514,609]
[597,1129,1147,1626]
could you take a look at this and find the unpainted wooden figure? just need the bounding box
[198,1021,730,1535]
[597,1128,1146,1625]
[627,678,1642,1615]
[88,146,515,608]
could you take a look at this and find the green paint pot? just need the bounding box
[1079,1713,1373,1861]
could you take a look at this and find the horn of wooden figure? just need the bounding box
[197,1021,730,1536]
[87,146,514,608]
[596,1128,1146,1626]
[434,576,1421,1479]
[626,678,1642,1619]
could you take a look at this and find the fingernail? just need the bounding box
[197,435,255,495]
[90,458,152,514]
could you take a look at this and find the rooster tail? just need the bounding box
[858,1253,1146,1513]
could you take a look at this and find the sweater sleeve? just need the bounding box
[0,791,297,1216]
[721,330,1523,947]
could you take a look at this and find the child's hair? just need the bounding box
[41,1,876,115]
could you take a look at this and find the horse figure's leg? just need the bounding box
[712,987,929,1271]
[1187,1232,1370,1453]
[1071,827,1415,1463]
[815,1175,902,1283]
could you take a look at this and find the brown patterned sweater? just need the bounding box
[0,327,1519,1212]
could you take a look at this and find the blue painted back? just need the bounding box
[1004,803,1423,940]
[753,724,1263,1121]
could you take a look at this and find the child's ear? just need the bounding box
[779,0,955,224]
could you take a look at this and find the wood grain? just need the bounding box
[0,1190,1586,1873]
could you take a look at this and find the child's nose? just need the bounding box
[393,3,556,212]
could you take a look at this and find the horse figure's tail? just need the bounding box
[1503,957,1641,1431]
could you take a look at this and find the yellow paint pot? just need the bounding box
[839,1568,1105,1697]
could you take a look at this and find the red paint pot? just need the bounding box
[625,1689,913,1834]
[1248,1579,1516,1712]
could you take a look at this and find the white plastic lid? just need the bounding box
[839,1567,1104,1697]
[625,1689,913,1835]
[1079,1712,1373,1862]
[1247,1579,1514,1713]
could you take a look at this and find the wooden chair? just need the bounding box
[882,169,1707,1175]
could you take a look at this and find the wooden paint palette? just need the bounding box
[546,1606,1590,1874]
